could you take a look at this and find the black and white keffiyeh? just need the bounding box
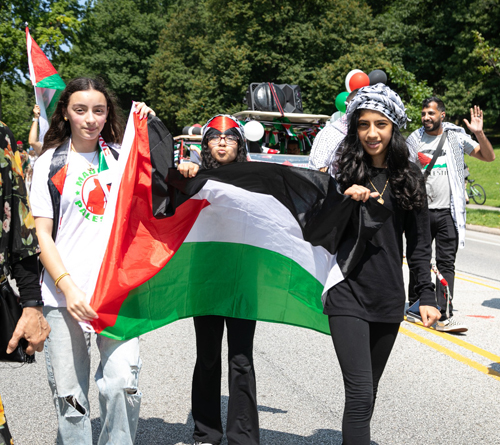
[345,83,409,129]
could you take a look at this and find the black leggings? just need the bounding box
[329,316,400,445]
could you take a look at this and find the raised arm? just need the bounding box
[28,104,43,155]
[464,106,495,162]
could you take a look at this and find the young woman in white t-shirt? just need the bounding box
[30,77,154,445]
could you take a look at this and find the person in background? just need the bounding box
[16,141,30,178]
[1,122,50,444]
[29,104,43,156]
[286,139,301,155]
[308,89,358,174]
[178,115,260,445]
[406,97,495,332]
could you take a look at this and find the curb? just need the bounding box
[466,224,500,236]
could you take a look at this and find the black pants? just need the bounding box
[192,316,259,445]
[409,208,458,318]
[329,316,400,445]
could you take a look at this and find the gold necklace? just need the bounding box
[368,177,389,205]
[71,144,98,173]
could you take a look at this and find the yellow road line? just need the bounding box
[455,272,496,283]
[402,260,500,290]
[454,276,500,290]
[399,326,500,381]
[403,318,500,363]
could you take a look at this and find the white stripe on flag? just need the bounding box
[26,31,36,83]
[187,180,337,286]
[34,87,52,143]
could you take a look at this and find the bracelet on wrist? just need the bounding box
[54,272,70,289]
[20,299,44,308]
[32,117,39,121]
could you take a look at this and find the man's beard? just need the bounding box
[423,119,442,132]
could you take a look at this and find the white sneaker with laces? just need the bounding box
[435,316,468,333]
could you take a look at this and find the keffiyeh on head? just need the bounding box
[345,83,409,129]
[202,114,245,141]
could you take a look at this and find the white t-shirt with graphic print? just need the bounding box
[30,146,118,307]
[417,132,476,209]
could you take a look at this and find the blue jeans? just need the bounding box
[44,307,142,445]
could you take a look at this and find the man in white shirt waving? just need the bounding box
[406,97,495,332]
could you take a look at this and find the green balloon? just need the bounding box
[335,91,350,113]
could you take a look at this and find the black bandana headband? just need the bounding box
[345,83,409,129]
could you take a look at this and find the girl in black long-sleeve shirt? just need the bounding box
[324,84,441,445]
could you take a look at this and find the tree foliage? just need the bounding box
[473,31,500,78]
[374,0,500,126]
[62,0,171,110]
[147,0,395,133]
[3,0,500,136]
[0,82,33,143]
[0,0,82,119]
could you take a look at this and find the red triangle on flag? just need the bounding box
[26,28,58,83]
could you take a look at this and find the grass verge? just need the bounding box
[466,146,500,208]
[466,208,500,229]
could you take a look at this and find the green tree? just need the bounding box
[147,0,396,133]
[0,82,33,144]
[373,0,500,128]
[63,0,171,110]
[387,63,433,133]
[0,0,82,119]
[473,31,500,77]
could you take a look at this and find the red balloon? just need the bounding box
[349,72,370,91]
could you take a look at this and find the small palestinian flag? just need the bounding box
[26,26,66,142]
[86,110,390,340]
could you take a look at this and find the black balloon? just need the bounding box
[368,70,387,85]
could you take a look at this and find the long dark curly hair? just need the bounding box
[201,127,248,169]
[336,109,426,211]
[42,77,125,152]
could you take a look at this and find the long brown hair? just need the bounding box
[42,77,125,152]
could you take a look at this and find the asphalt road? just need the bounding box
[1,231,499,445]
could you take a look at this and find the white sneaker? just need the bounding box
[194,442,213,445]
[435,316,468,333]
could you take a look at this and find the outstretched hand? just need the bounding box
[463,105,484,134]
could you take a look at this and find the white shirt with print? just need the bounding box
[30,147,117,307]
[417,132,476,209]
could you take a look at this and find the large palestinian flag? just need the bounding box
[26,26,66,142]
[87,110,391,340]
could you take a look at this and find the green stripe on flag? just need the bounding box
[35,73,66,89]
[98,150,109,172]
[46,89,62,118]
[99,242,330,340]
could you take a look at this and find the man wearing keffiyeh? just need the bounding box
[406,97,495,333]
[308,89,359,175]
